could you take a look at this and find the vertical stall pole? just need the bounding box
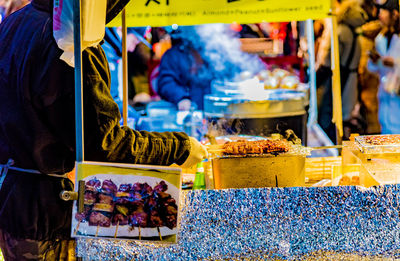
[122,9,128,126]
[73,2,84,261]
[330,0,343,144]
[306,19,317,126]
[73,0,84,161]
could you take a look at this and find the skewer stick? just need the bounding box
[138,226,141,240]
[157,227,162,241]
[74,220,81,236]
[310,145,343,150]
[114,221,120,238]
[206,144,222,148]
[206,145,223,152]
[95,224,100,237]
[207,149,224,154]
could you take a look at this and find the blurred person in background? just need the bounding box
[0,1,5,22]
[127,28,156,107]
[103,27,162,114]
[357,0,382,134]
[0,0,29,22]
[3,0,29,16]
[314,20,326,57]
[157,24,264,111]
[157,26,212,111]
[237,24,264,38]
[102,27,142,120]
[258,22,299,56]
[147,27,171,100]
[316,0,368,141]
[368,0,400,134]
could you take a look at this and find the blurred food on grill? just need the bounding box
[221,139,290,155]
[362,135,400,146]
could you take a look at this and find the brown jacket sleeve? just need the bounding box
[82,46,191,166]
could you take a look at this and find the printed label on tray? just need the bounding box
[71,162,181,243]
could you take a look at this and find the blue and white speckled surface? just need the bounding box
[77,185,400,260]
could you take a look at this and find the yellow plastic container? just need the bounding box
[212,155,305,189]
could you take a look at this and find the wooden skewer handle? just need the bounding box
[114,221,119,238]
[207,149,224,153]
[206,144,223,149]
[310,145,343,150]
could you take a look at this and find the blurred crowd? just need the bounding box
[1,0,399,141]
[103,0,400,143]
[315,0,400,141]
[100,22,301,117]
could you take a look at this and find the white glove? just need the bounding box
[180,137,208,168]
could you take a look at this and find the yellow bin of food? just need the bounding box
[212,154,306,189]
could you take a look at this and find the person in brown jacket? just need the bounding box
[0,0,207,260]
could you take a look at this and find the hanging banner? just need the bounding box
[107,0,332,27]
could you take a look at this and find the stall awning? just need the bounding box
[107,0,331,27]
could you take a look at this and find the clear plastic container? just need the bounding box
[183,111,205,141]
[355,134,400,154]
[360,161,400,187]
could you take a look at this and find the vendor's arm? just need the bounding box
[157,48,190,106]
[82,46,191,166]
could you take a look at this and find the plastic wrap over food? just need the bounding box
[77,185,400,260]
[356,134,400,154]
[53,0,106,67]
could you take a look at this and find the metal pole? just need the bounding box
[306,19,317,125]
[330,1,343,144]
[122,9,128,126]
[73,0,84,161]
[73,2,84,260]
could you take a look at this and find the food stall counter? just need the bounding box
[77,185,400,260]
